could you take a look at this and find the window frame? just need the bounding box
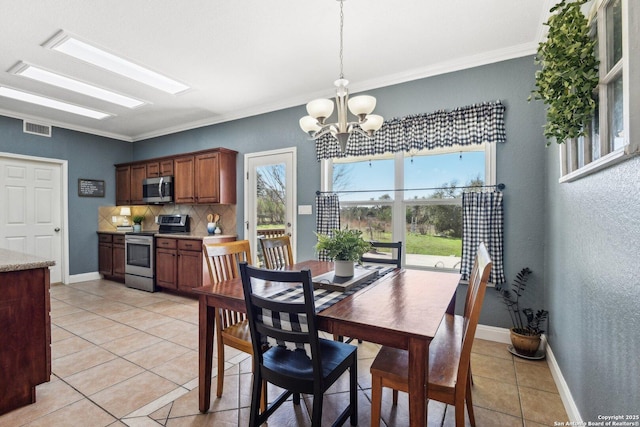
[560,0,639,182]
[321,143,496,271]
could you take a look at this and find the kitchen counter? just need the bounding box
[0,248,55,273]
[0,250,52,414]
[97,230,237,240]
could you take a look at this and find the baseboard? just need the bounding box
[67,272,102,284]
[476,324,582,422]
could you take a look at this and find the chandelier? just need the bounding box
[299,0,383,154]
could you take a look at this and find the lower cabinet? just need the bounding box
[155,236,235,293]
[98,233,125,283]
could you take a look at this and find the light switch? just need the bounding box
[111,216,117,223]
[298,205,312,215]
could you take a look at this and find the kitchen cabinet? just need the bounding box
[98,233,125,283]
[0,252,52,415]
[155,238,177,289]
[154,235,236,292]
[115,165,131,206]
[147,160,173,178]
[177,239,202,291]
[115,163,147,205]
[174,148,237,205]
[116,147,237,206]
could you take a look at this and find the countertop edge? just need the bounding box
[0,248,56,273]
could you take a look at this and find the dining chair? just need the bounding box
[202,240,266,410]
[361,241,403,268]
[239,262,358,427]
[259,235,294,269]
[369,242,492,427]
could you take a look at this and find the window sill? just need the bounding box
[559,146,637,183]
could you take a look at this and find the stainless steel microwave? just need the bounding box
[142,176,174,204]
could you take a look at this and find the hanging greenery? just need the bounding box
[530,0,599,145]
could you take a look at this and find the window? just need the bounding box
[561,0,638,181]
[323,144,495,270]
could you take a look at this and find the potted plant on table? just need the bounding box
[496,267,549,357]
[132,215,145,232]
[315,228,371,277]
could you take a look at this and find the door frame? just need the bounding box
[0,152,69,284]
[243,147,297,264]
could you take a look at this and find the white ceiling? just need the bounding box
[0,0,552,142]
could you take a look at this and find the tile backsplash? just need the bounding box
[98,204,237,235]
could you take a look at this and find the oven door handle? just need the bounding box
[126,237,153,244]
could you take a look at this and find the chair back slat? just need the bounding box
[361,241,402,268]
[203,240,253,329]
[240,263,321,367]
[259,235,294,270]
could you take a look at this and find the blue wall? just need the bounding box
[135,56,548,329]
[545,149,640,419]
[0,115,132,275]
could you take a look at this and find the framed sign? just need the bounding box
[78,178,105,197]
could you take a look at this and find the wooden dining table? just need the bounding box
[192,260,461,427]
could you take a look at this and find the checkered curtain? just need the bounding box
[315,101,506,160]
[460,191,505,284]
[315,194,340,261]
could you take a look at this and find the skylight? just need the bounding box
[45,32,190,94]
[13,63,145,108]
[0,87,111,119]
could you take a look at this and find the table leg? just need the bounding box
[199,296,215,413]
[408,337,428,426]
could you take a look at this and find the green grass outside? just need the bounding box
[351,229,462,257]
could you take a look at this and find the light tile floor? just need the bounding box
[0,279,568,426]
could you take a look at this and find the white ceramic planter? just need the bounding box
[334,260,355,277]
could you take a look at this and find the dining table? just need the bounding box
[192,259,461,427]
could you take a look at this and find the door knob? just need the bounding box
[54,227,61,232]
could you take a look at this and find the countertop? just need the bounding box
[97,230,236,240]
[0,248,56,273]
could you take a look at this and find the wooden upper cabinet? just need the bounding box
[174,156,196,204]
[115,166,131,206]
[195,152,220,204]
[116,148,236,206]
[130,164,147,205]
[147,160,174,178]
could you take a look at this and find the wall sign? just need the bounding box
[78,178,105,197]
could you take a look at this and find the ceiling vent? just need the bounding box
[23,120,52,137]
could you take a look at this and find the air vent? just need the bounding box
[23,121,51,137]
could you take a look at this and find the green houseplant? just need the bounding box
[530,0,599,145]
[315,228,371,277]
[132,215,145,232]
[496,268,549,357]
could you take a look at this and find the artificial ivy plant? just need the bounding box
[530,0,599,145]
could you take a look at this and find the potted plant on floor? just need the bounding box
[496,267,549,357]
[315,227,371,277]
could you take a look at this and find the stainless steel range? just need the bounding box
[124,214,189,292]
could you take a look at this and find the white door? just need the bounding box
[244,148,296,266]
[0,154,65,283]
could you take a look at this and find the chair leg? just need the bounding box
[392,389,398,405]
[249,371,263,427]
[311,392,323,427]
[293,392,301,405]
[350,361,358,426]
[260,379,267,412]
[370,374,382,427]
[465,372,476,427]
[216,337,224,398]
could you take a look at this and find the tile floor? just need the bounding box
[0,279,568,426]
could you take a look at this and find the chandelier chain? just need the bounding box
[339,0,344,79]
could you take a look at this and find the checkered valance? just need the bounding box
[315,101,506,161]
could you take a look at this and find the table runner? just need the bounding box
[259,265,394,354]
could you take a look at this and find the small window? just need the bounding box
[561,0,636,182]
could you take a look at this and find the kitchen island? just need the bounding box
[0,249,55,415]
